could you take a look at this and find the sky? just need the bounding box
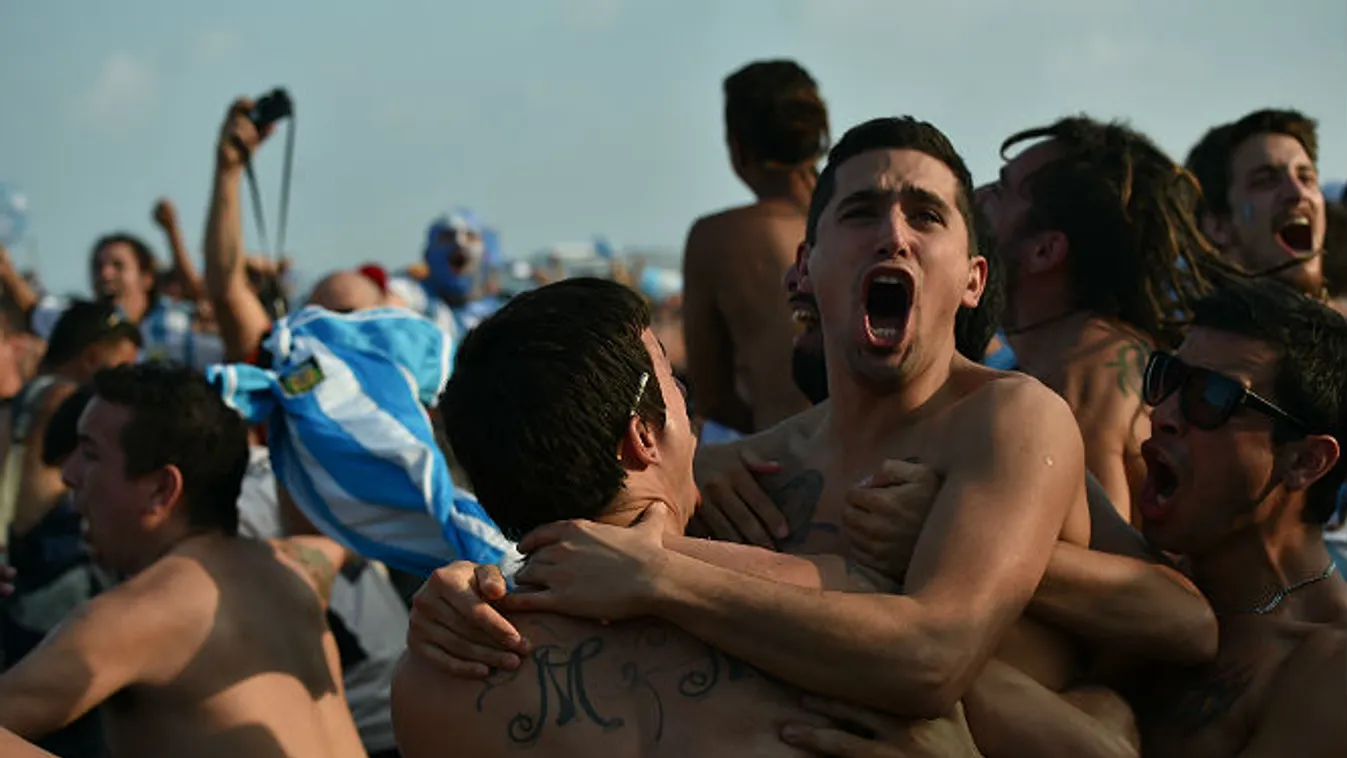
[1,0,1344,296]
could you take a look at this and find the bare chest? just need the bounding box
[1140,632,1292,758]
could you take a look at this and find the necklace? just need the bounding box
[1217,562,1338,615]
[1003,309,1087,337]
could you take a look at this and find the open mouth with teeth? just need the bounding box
[1275,216,1315,258]
[791,296,821,334]
[862,271,913,350]
[1139,444,1181,522]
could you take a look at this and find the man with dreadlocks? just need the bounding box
[1186,109,1330,302]
[978,116,1218,524]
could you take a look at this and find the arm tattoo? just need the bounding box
[760,469,836,549]
[1105,343,1148,398]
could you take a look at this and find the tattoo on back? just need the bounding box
[1105,343,1148,398]
[476,629,763,747]
[761,469,835,550]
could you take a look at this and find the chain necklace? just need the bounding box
[1217,562,1338,616]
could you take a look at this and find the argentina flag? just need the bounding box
[207,305,519,577]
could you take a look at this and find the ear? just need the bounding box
[798,241,816,291]
[961,255,989,309]
[617,415,661,470]
[1282,434,1340,493]
[1202,213,1234,252]
[727,136,746,172]
[141,464,186,529]
[1024,230,1069,275]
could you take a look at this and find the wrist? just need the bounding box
[643,549,698,618]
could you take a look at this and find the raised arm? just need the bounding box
[153,198,205,302]
[0,244,38,323]
[508,382,1083,716]
[205,99,274,362]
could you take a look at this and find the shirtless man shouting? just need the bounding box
[413,119,1099,737]
[0,363,364,758]
[1134,280,1347,757]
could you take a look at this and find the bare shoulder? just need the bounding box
[956,366,1079,436]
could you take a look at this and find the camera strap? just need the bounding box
[241,110,296,317]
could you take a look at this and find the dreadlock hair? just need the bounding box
[1002,116,1224,347]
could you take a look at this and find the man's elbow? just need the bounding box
[875,640,976,719]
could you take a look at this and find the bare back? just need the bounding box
[682,203,811,434]
[394,613,821,758]
[1019,317,1152,525]
[101,538,363,758]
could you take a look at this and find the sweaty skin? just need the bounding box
[0,535,365,758]
[683,203,813,434]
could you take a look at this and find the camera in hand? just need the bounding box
[249,88,293,131]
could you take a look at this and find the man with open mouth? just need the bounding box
[1186,109,1329,300]
[1131,278,1347,758]
[400,118,1176,755]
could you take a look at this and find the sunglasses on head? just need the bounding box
[1143,350,1307,433]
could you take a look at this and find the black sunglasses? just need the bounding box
[1143,351,1307,433]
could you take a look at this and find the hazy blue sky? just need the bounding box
[2,0,1343,295]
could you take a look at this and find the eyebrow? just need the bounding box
[836,185,954,216]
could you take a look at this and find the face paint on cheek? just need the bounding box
[1240,202,1255,224]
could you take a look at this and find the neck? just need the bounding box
[118,291,152,324]
[131,527,222,575]
[748,166,816,213]
[820,339,959,461]
[1191,510,1341,619]
[1004,309,1094,375]
[600,477,687,537]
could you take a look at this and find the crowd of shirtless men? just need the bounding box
[0,59,1345,757]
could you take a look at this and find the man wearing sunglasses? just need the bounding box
[1134,279,1346,758]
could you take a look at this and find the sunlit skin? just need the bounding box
[1213,134,1326,294]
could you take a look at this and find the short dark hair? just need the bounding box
[1190,279,1347,524]
[806,116,978,259]
[724,60,829,168]
[1185,122,1234,223]
[91,363,248,536]
[41,300,142,369]
[955,213,1004,360]
[1002,116,1219,346]
[1189,109,1319,218]
[90,233,157,277]
[439,278,667,540]
[41,385,93,467]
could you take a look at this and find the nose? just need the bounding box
[1150,392,1185,438]
[782,264,801,295]
[875,209,912,260]
[1279,171,1319,208]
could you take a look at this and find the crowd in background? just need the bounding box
[0,54,1343,758]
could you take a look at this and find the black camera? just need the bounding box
[249,88,293,131]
